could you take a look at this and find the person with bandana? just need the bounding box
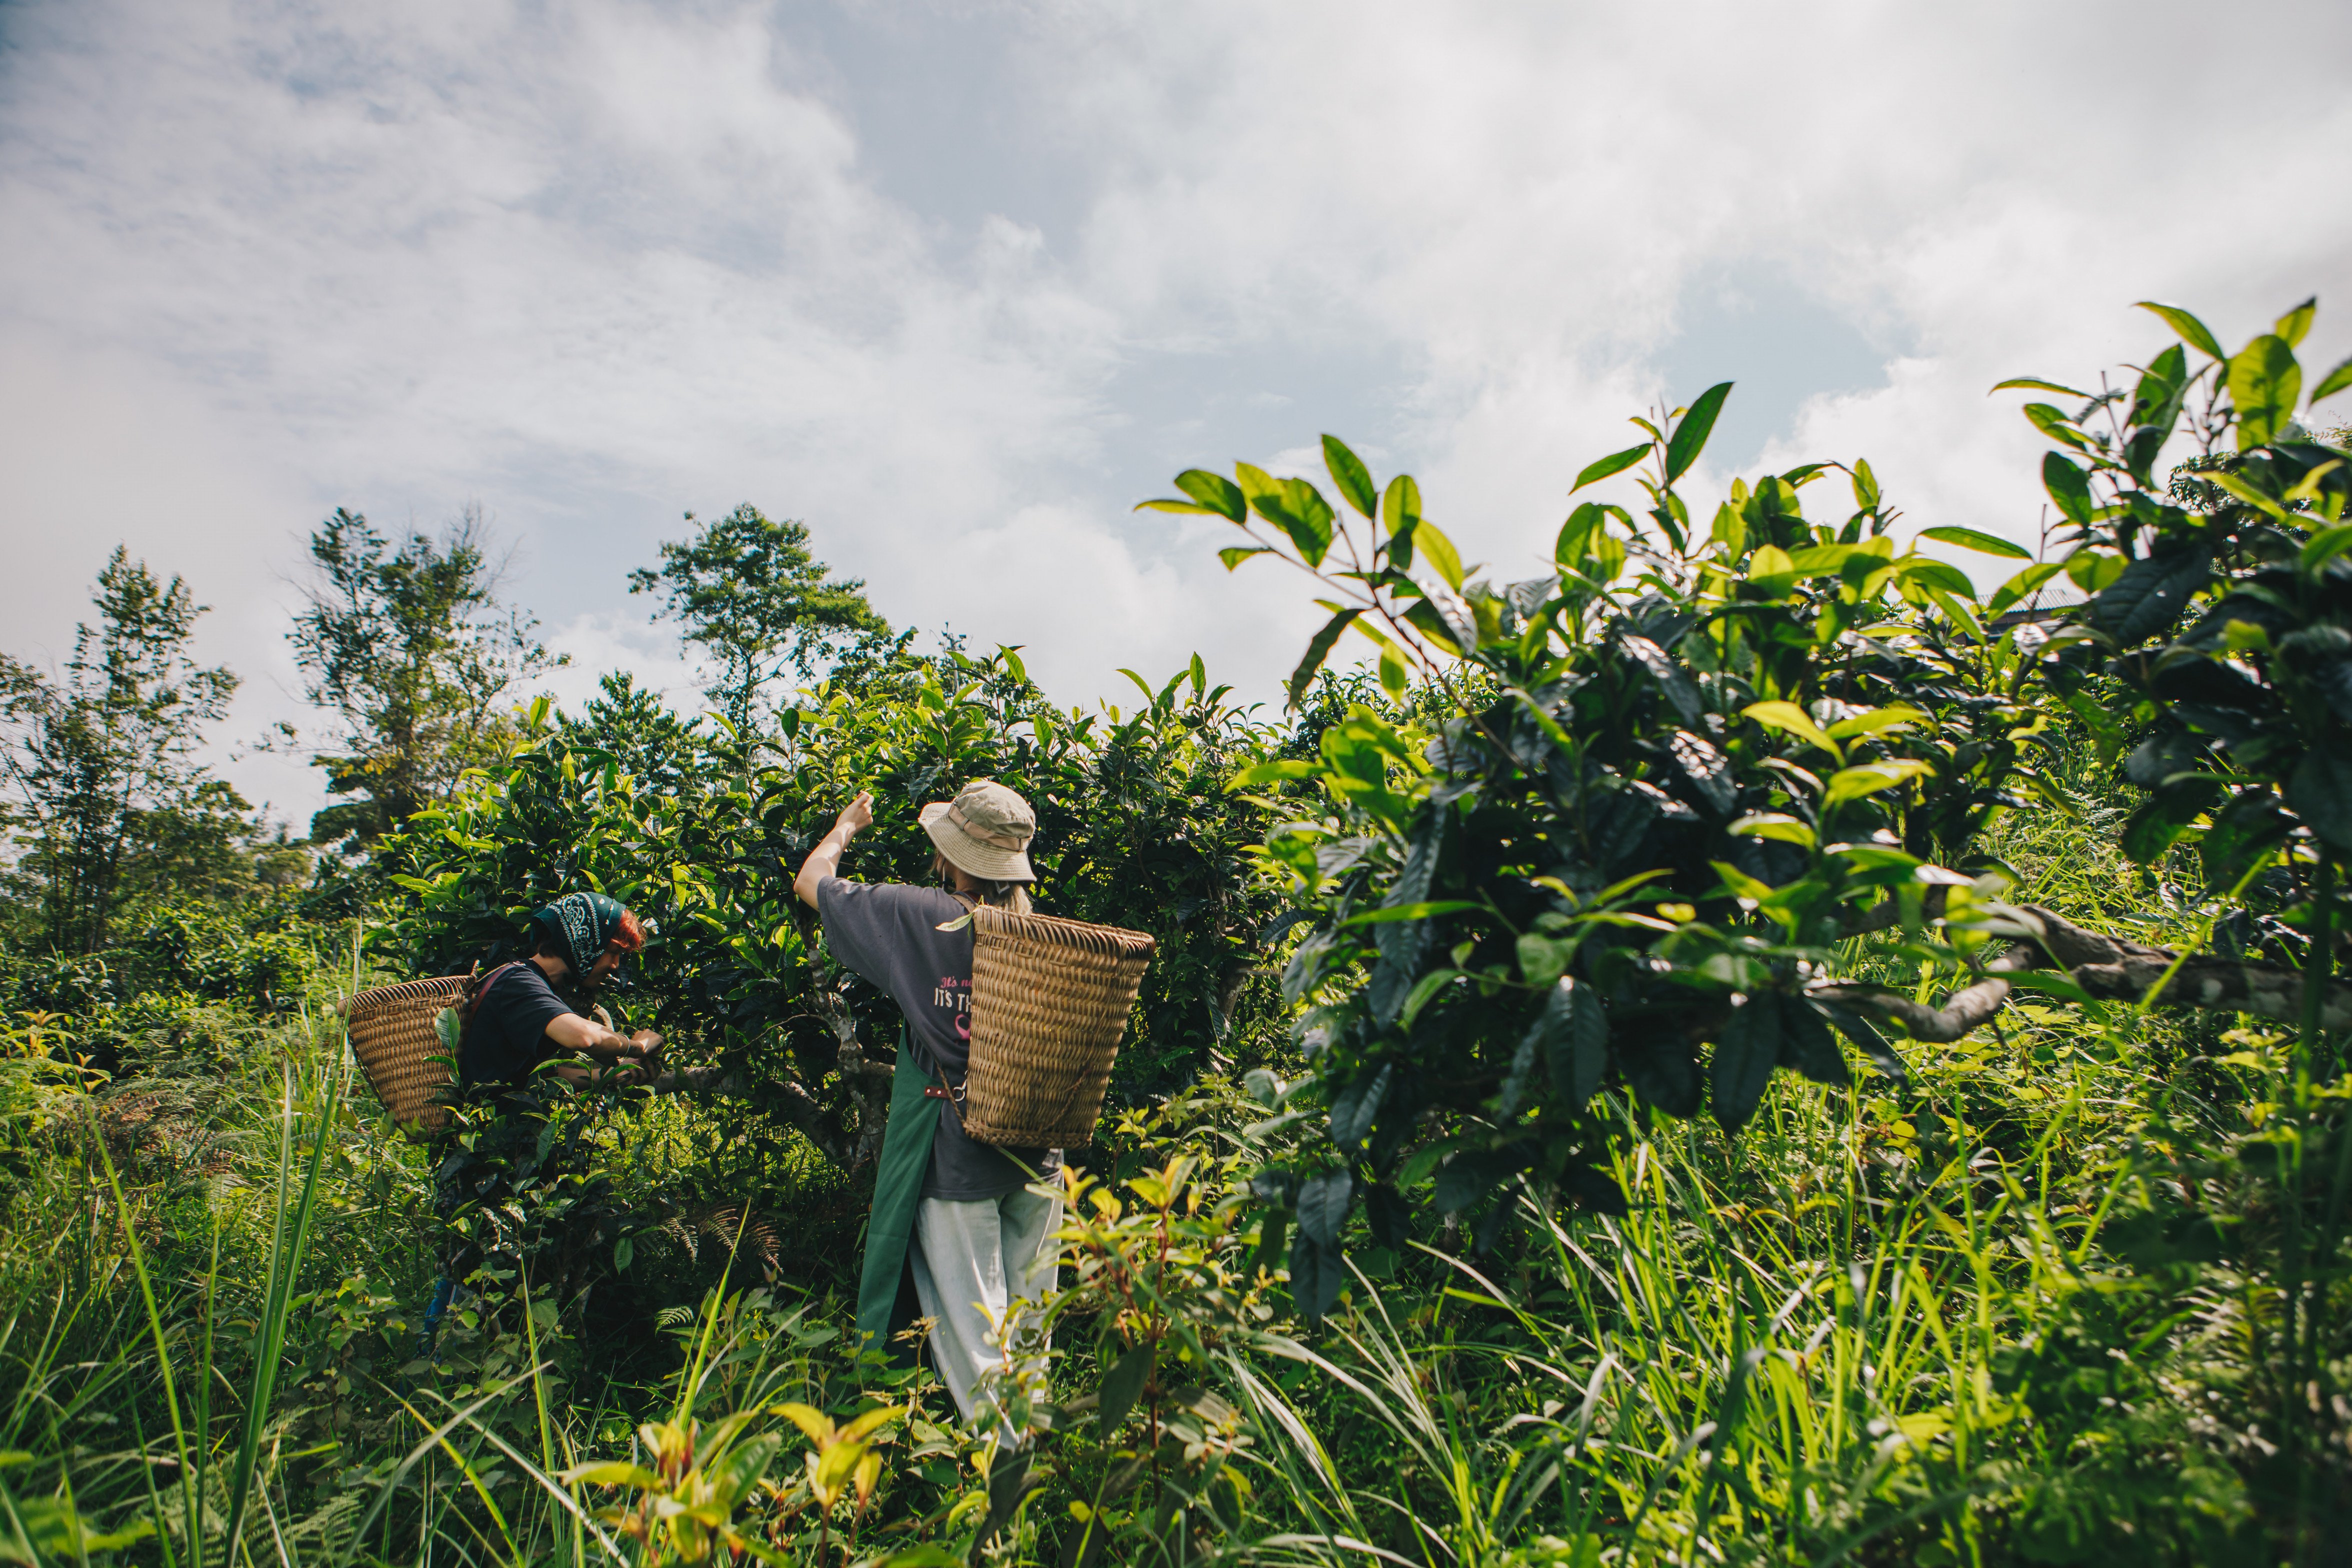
[421,892,664,1349]
[458,891,664,1098]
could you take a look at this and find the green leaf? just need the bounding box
[2229,334,2302,451]
[1896,557,1978,598]
[1712,996,1780,1134]
[2042,452,2094,526]
[1665,382,1734,484]
[1254,478,1338,566]
[1135,498,1218,516]
[2092,547,2210,645]
[1381,474,1422,536]
[2288,747,2352,850]
[1218,546,1272,571]
[1288,607,1362,708]
[2303,524,2352,578]
[1743,700,1842,762]
[1728,812,1816,848]
[1572,442,1650,492]
[1918,526,2032,560]
[1414,520,1466,590]
[1823,759,1934,809]
[1175,468,1247,521]
[1991,376,2093,398]
[2313,354,2352,404]
[1779,999,1849,1087]
[1850,458,1881,512]
[2276,296,2317,348]
[2134,301,2226,360]
[1322,435,1378,517]
[1296,1168,1352,1250]
[1988,561,2064,616]
[1556,501,1604,566]
[1536,975,1610,1106]
[1099,1342,1154,1433]
[1342,900,1484,926]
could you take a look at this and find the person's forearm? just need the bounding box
[794,826,852,908]
[544,1013,644,1059]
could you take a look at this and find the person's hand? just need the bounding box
[630,1028,664,1056]
[835,792,874,838]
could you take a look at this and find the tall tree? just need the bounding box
[0,548,240,953]
[290,506,563,849]
[628,505,888,731]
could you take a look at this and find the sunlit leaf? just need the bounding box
[1918,526,2032,560]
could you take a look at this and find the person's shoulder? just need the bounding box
[820,878,961,918]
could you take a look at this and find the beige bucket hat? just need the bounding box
[920,778,1038,882]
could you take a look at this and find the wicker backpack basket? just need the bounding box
[342,974,467,1136]
[960,904,1156,1148]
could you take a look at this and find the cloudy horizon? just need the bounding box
[6,0,2348,832]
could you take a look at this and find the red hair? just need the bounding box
[606,910,646,956]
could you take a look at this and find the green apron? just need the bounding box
[856,1030,940,1358]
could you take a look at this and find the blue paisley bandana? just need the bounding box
[529,892,628,980]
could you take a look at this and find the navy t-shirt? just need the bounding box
[816,877,1059,1200]
[458,962,578,1094]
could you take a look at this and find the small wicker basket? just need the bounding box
[962,905,1156,1148]
[342,974,466,1136]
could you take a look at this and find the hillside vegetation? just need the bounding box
[2,300,2350,1566]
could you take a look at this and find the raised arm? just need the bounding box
[795,791,874,909]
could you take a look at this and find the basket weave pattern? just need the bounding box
[344,974,466,1134]
[963,906,1156,1148]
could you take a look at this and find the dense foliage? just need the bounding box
[3,296,2350,1567]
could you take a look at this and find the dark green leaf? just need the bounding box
[1288,608,1362,708]
[2134,302,2226,360]
[2229,334,2302,451]
[1621,1037,1701,1117]
[1256,478,1338,566]
[1296,1169,1353,1250]
[1099,1342,1154,1432]
[1174,468,1247,522]
[1778,999,1849,1087]
[1818,1002,1906,1081]
[2042,452,2094,526]
[2121,780,2221,864]
[1621,634,1703,724]
[1401,598,1463,656]
[1287,1231,1342,1322]
[2092,547,2210,646]
[1534,976,1610,1106]
[1328,1064,1392,1148]
[2288,746,2352,850]
[1711,996,1781,1134]
[1919,526,2032,560]
[1665,382,1734,484]
[1322,436,1378,518]
[1572,442,1651,492]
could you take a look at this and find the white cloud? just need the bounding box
[4,0,2348,826]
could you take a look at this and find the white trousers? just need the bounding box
[908,1186,1062,1432]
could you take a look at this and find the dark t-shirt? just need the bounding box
[458,962,578,1094]
[816,877,1060,1201]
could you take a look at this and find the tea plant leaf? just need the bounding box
[1099,1342,1154,1433]
[2276,296,2316,348]
[1572,442,1650,492]
[1219,546,1274,571]
[1711,996,1780,1134]
[1288,608,1362,708]
[1742,700,1842,762]
[2313,354,2352,403]
[1297,1169,1352,1250]
[1918,526,2032,560]
[2092,546,2210,645]
[1322,435,1378,518]
[2229,333,2302,451]
[2134,300,2226,360]
[1178,468,1248,520]
[1665,382,1734,484]
[2042,452,2095,526]
[1992,376,2093,398]
[2288,746,2352,850]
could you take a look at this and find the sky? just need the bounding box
[4,0,2350,832]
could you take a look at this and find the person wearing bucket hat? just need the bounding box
[796,780,1061,1434]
